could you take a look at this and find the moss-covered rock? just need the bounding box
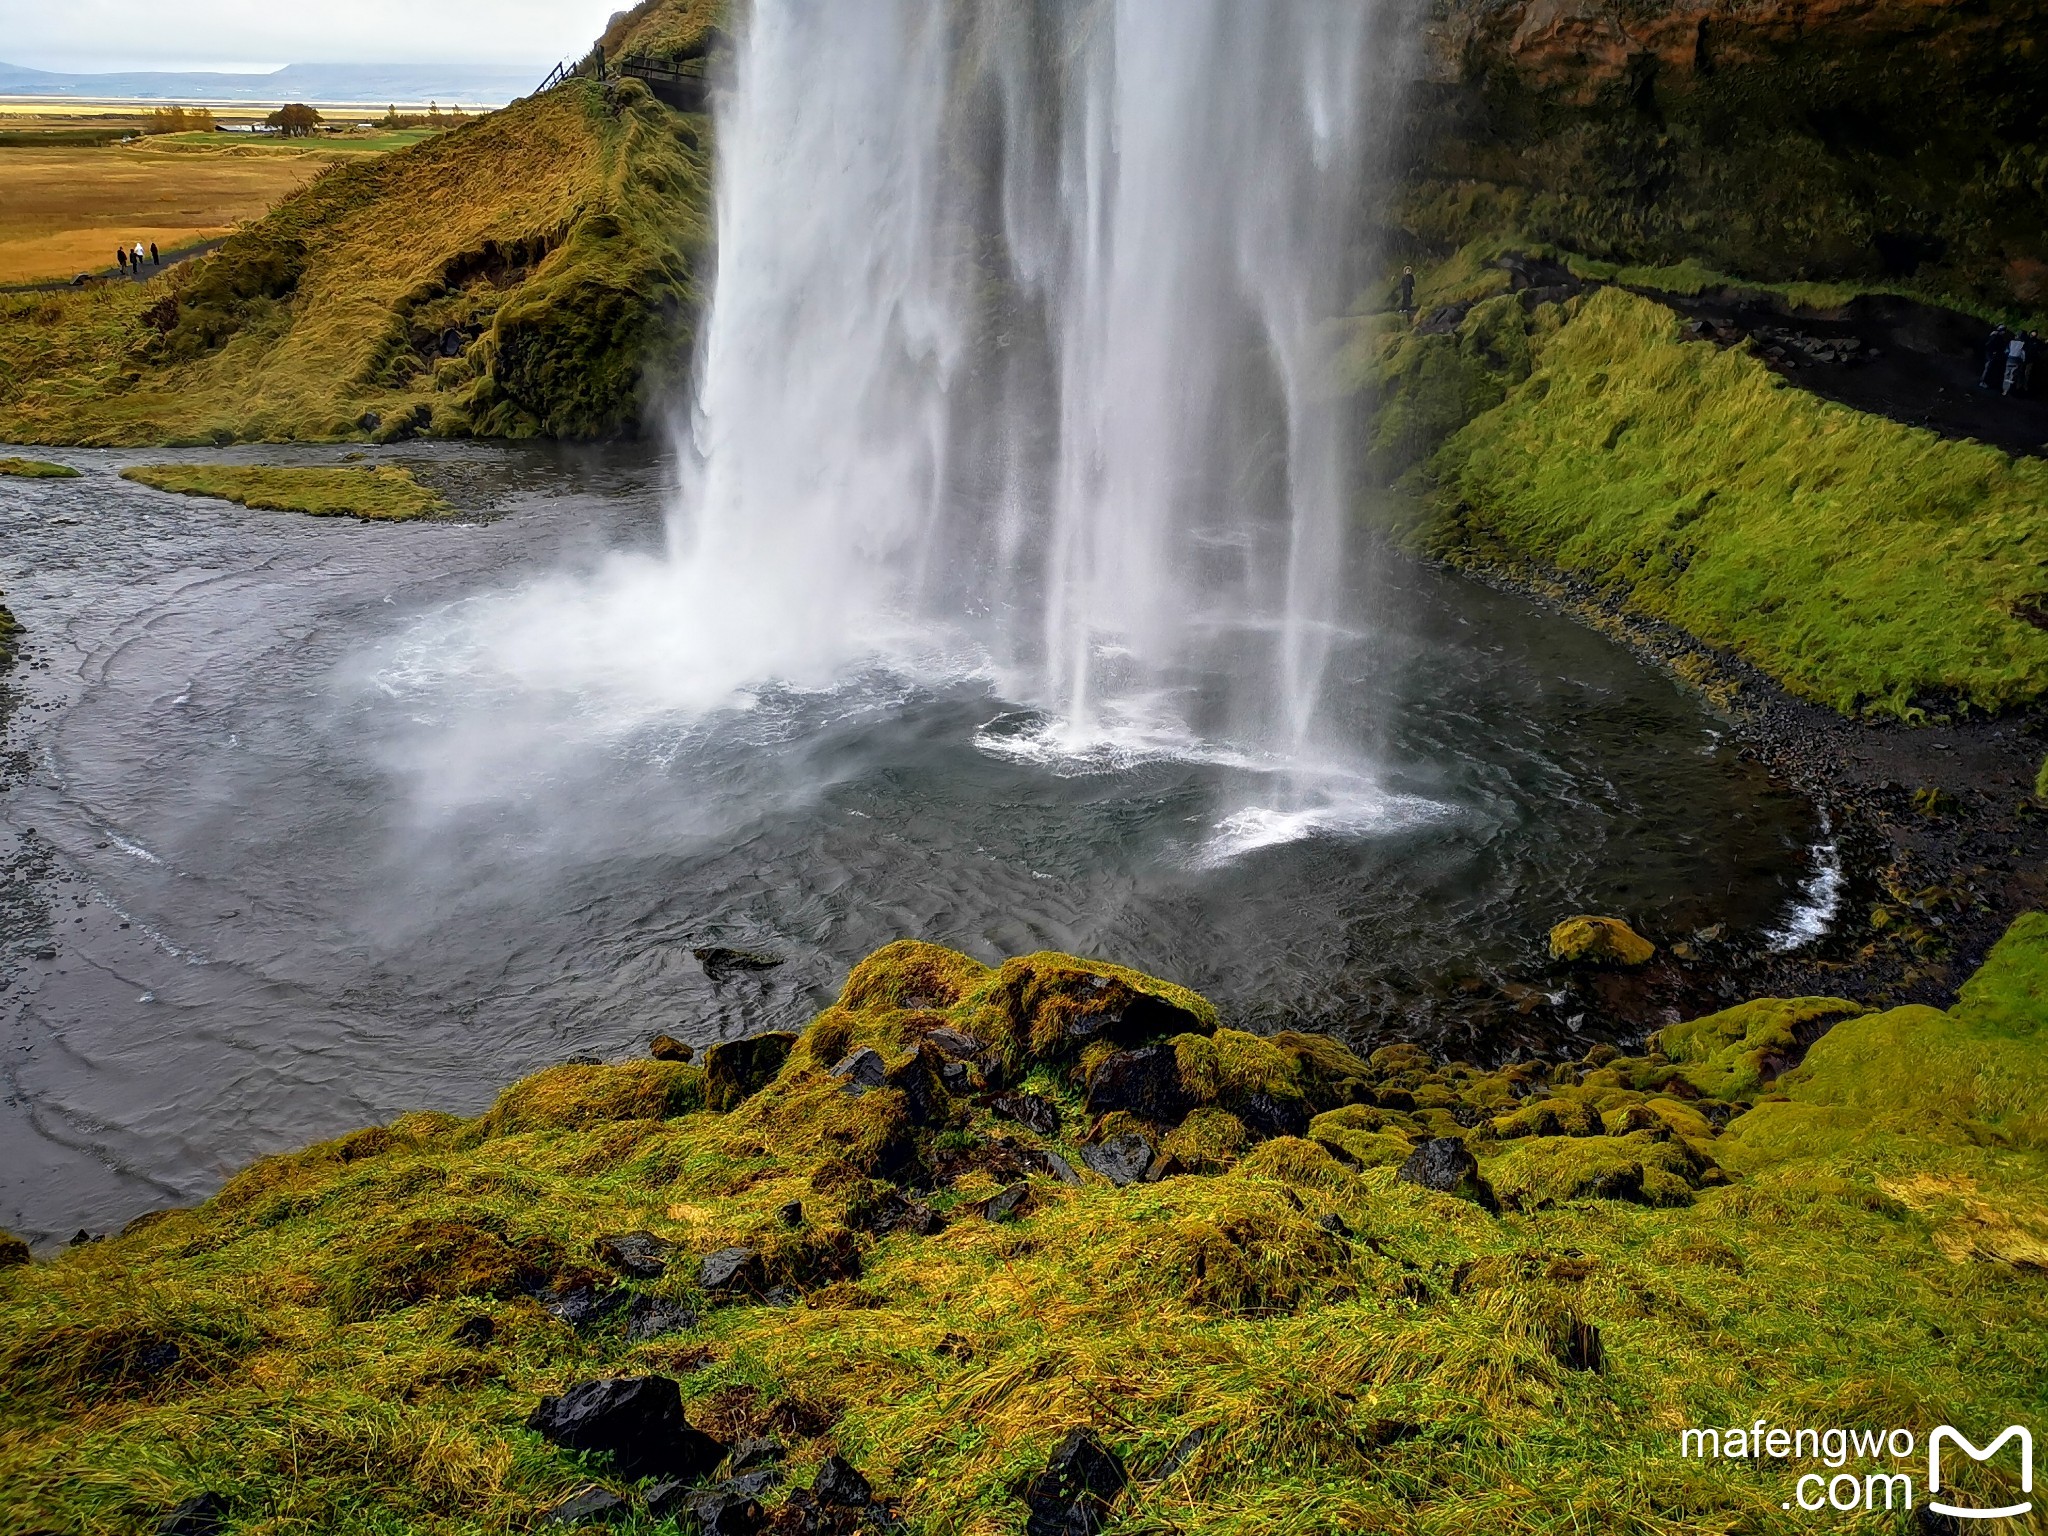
[1548,915,1656,967]
[1655,996,1865,1099]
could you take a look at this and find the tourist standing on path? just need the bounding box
[133,242,147,273]
[1980,325,2011,389]
[116,246,128,274]
[150,242,160,267]
[2004,332,2029,397]
[1399,265,1416,316]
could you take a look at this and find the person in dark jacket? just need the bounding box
[150,242,160,266]
[1981,325,2012,389]
[116,246,128,273]
[1399,266,1416,316]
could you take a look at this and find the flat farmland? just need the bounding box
[0,130,438,285]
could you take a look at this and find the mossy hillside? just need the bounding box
[119,464,452,520]
[4,931,2045,1535]
[1367,282,2048,718]
[0,456,80,477]
[0,75,710,448]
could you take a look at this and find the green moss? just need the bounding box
[1159,1109,1250,1174]
[1485,1131,1707,1211]
[1421,286,2048,718]
[0,601,19,671]
[1654,996,1866,1100]
[2036,755,2048,802]
[0,456,79,478]
[327,1219,566,1322]
[479,1060,704,1136]
[119,463,451,520]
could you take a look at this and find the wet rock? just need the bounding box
[544,1284,630,1332]
[357,411,381,433]
[850,1188,942,1237]
[155,1493,229,1536]
[1083,1046,1188,1124]
[1318,1212,1353,1239]
[938,1060,971,1093]
[650,1034,694,1062]
[701,1247,765,1295]
[989,1091,1062,1137]
[594,1230,674,1280]
[1039,1149,1082,1185]
[762,1285,800,1308]
[694,947,785,978]
[732,1435,785,1469]
[1396,1138,1497,1211]
[813,1455,873,1507]
[647,1481,763,1534]
[451,1314,495,1347]
[1548,915,1656,968]
[1236,1091,1310,1140]
[1022,1428,1126,1536]
[543,1486,631,1527]
[924,1027,986,1061]
[1082,1132,1155,1187]
[831,1048,888,1093]
[706,1032,797,1111]
[625,1295,698,1342]
[438,327,465,358]
[777,1200,805,1228]
[979,1182,1029,1221]
[525,1376,726,1481]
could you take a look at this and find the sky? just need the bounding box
[0,0,632,72]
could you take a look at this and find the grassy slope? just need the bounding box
[1354,278,2048,719]
[2,928,2042,1535]
[0,76,709,447]
[119,465,450,521]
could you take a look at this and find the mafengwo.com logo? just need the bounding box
[1676,1419,2033,1519]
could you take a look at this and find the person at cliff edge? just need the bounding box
[1399,265,1416,316]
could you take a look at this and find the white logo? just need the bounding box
[1929,1426,2033,1521]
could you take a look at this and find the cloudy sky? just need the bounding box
[2,0,631,72]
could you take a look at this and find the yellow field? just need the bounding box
[0,136,431,285]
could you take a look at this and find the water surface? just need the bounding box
[0,444,1816,1240]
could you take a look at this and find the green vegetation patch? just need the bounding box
[2,925,2043,1533]
[1387,283,2048,718]
[0,456,79,478]
[119,463,450,520]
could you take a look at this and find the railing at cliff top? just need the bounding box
[535,48,710,113]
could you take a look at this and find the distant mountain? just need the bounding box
[0,60,547,107]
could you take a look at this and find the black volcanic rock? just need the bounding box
[1081,1133,1154,1188]
[705,1032,797,1111]
[1396,1137,1496,1210]
[1023,1428,1126,1536]
[525,1376,725,1481]
[1082,1046,1188,1124]
[594,1230,674,1279]
[155,1494,229,1536]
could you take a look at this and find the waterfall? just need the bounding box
[673,0,1400,771]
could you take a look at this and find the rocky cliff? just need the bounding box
[1405,0,2048,307]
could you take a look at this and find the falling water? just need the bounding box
[674,0,1404,789]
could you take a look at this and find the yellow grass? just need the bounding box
[0,141,366,284]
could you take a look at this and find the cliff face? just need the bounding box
[1406,0,2048,307]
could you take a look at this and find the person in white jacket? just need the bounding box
[2004,333,2028,397]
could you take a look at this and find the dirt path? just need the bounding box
[0,238,225,295]
[1645,285,2048,459]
